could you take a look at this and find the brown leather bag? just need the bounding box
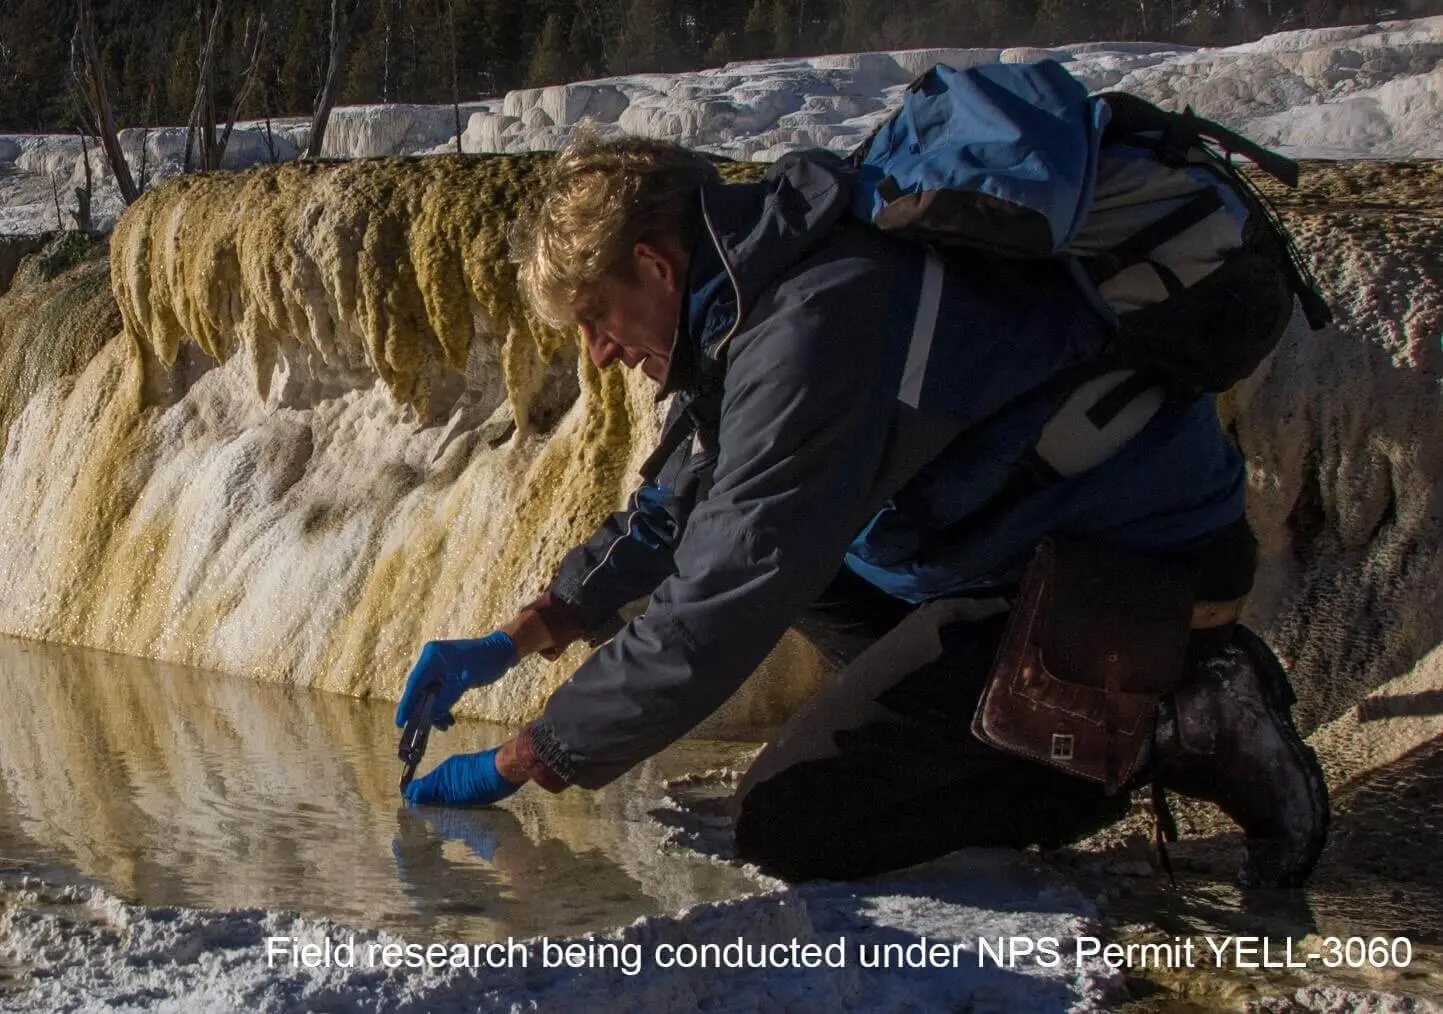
[972,538,1194,794]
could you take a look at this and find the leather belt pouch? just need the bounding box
[971,538,1194,793]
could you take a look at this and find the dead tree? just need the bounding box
[303,0,365,159]
[136,125,151,193]
[263,115,279,163]
[182,3,223,171]
[72,130,94,233]
[184,3,268,173]
[70,0,140,206]
[49,174,65,230]
[136,84,157,193]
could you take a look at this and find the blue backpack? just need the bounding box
[851,60,1331,397]
[643,64,1332,551]
[844,60,1331,518]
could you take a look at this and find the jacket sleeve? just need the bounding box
[538,401,713,647]
[518,252,903,789]
[544,482,684,644]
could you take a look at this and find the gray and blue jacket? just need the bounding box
[516,151,1247,791]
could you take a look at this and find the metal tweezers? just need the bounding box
[398,683,438,791]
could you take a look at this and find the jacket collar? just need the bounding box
[659,151,856,399]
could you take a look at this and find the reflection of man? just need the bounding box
[391,806,654,938]
[391,805,521,927]
[396,135,1328,887]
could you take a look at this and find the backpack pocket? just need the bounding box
[1109,226,1294,393]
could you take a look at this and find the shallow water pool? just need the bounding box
[0,635,762,942]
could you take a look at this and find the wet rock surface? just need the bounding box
[1047,736,1443,1009]
[0,639,1129,1011]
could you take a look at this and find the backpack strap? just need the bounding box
[911,362,1172,563]
[1084,187,1226,292]
[1101,92,1297,187]
[1219,157,1334,331]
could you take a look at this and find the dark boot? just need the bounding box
[1150,625,1330,888]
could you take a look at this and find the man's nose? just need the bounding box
[582,323,621,369]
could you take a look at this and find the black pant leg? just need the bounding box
[734,598,1132,881]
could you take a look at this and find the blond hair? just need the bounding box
[513,132,721,329]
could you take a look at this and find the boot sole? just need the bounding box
[1233,625,1331,888]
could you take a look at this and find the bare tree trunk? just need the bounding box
[137,86,153,195]
[49,174,65,230]
[213,15,268,169]
[73,130,94,233]
[71,186,92,233]
[184,2,223,171]
[184,4,268,172]
[304,0,363,160]
[382,0,392,103]
[70,0,140,205]
[137,126,150,194]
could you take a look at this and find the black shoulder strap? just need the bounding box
[1101,91,1298,186]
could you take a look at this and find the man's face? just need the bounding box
[573,241,686,386]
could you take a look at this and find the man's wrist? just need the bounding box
[498,608,555,659]
[513,592,587,659]
[494,737,531,785]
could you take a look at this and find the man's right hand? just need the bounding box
[396,632,517,731]
[402,746,521,807]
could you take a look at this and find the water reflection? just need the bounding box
[0,636,761,940]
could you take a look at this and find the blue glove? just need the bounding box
[402,747,520,807]
[396,632,517,731]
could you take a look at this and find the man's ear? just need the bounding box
[633,240,683,294]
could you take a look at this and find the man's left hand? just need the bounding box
[403,745,522,807]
